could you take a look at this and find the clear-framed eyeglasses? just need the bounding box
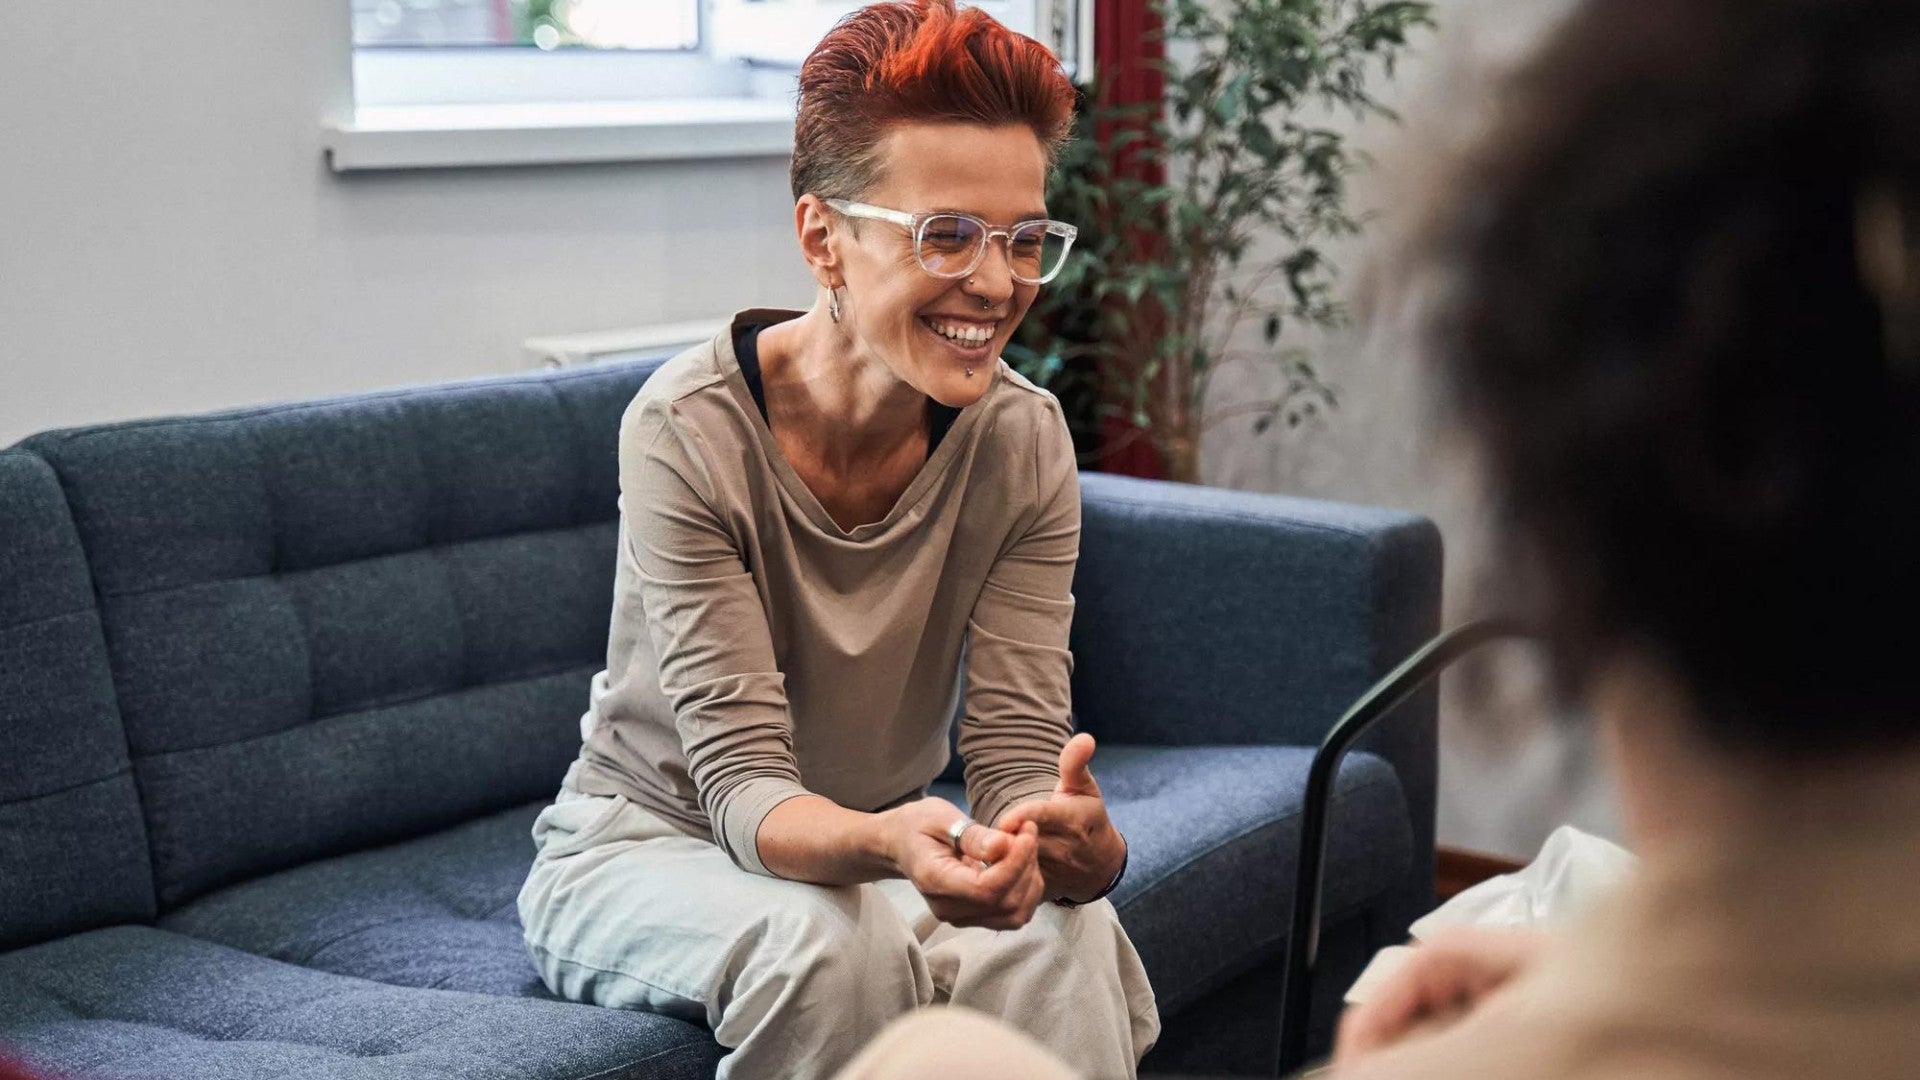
[824,198,1079,286]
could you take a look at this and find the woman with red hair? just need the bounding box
[516,2,1158,1077]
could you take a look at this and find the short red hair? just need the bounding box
[790,0,1077,201]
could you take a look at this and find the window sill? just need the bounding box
[323,98,796,172]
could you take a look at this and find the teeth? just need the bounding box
[925,318,995,346]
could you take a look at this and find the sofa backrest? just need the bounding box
[0,450,157,948]
[19,360,663,908]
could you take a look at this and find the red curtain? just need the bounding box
[1090,0,1167,478]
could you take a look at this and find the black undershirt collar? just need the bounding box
[734,321,961,460]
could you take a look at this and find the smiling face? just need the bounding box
[805,121,1051,408]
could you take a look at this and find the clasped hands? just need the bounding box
[885,733,1127,930]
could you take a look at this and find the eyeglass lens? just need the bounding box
[917,215,1070,283]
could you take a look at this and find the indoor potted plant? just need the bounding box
[1008,0,1433,482]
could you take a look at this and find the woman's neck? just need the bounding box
[753,308,930,473]
[1597,656,1920,857]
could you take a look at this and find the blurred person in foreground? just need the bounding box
[514,1,1155,1078]
[835,0,1920,1075]
[1334,0,1920,1074]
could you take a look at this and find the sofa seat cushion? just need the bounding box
[0,925,722,1080]
[160,801,550,998]
[932,743,1413,1015]
[165,745,1411,1026]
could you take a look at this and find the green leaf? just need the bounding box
[1212,73,1252,125]
[1034,351,1066,387]
[1240,119,1283,163]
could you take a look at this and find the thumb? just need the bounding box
[1055,732,1100,797]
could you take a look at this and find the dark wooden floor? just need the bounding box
[1435,846,1526,901]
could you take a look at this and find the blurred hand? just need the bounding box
[1334,926,1551,1068]
[993,733,1127,903]
[885,796,1046,929]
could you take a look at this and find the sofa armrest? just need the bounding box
[1070,472,1443,892]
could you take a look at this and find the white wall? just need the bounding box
[0,0,812,446]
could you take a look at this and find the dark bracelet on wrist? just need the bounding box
[1054,842,1128,908]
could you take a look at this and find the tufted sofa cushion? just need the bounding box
[0,925,722,1080]
[0,450,156,951]
[150,740,1406,1039]
[1066,472,1443,917]
[19,360,665,909]
[159,801,553,997]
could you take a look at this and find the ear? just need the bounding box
[794,195,841,290]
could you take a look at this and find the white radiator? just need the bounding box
[522,319,727,369]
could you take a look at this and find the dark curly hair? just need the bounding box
[1425,0,1920,755]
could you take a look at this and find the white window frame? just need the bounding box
[324,0,1090,173]
[709,0,1087,81]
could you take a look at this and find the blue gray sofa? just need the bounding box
[0,354,1439,1078]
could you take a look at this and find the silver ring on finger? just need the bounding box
[946,815,979,858]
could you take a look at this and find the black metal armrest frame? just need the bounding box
[1275,619,1542,1075]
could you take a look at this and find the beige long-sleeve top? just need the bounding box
[560,308,1077,877]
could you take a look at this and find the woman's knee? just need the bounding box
[999,899,1121,963]
[732,883,932,1012]
[942,901,1148,1010]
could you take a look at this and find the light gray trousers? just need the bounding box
[516,787,1160,1080]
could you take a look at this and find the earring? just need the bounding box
[827,286,842,324]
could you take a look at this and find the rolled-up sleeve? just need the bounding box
[622,402,810,877]
[959,396,1080,829]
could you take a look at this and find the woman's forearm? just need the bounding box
[755,793,900,884]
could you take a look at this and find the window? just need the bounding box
[329,0,1089,170]
[350,0,733,110]
[705,0,1084,78]
[351,0,699,52]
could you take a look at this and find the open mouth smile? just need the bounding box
[919,316,999,356]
